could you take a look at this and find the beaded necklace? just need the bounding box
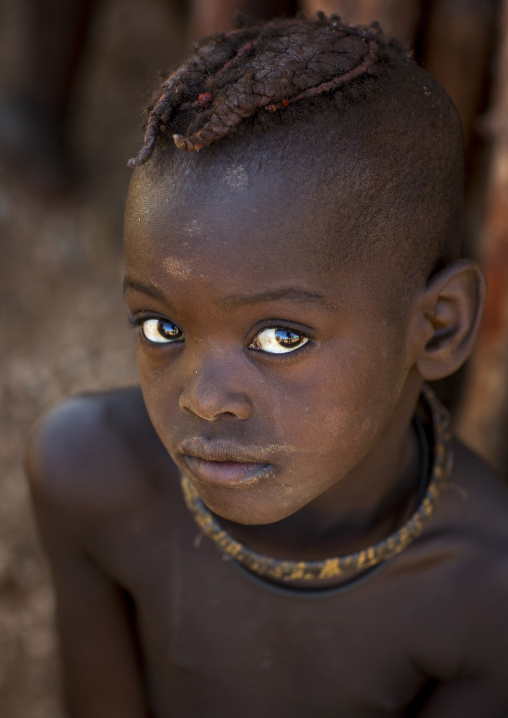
[180,384,452,584]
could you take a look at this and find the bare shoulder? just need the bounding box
[379,436,508,702]
[411,437,508,682]
[25,386,176,526]
[442,437,508,548]
[25,389,168,717]
[427,437,508,593]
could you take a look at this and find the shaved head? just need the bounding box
[132,57,463,298]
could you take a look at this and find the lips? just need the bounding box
[179,439,273,488]
[182,456,271,488]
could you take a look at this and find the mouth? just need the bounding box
[183,456,271,488]
[179,440,273,488]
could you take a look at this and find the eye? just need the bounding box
[249,327,309,354]
[141,318,183,344]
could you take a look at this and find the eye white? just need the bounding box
[141,318,183,344]
[251,327,309,354]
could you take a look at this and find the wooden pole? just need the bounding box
[300,0,423,44]
[457,0,508,471]
[423,0,498,146]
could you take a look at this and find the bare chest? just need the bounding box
[97,496,444,718]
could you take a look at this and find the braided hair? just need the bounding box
[128,13,410,166]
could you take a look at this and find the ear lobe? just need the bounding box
[416,259,486,382]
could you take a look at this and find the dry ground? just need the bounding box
[0,1,184,714]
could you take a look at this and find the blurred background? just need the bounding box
[0,0,506,715]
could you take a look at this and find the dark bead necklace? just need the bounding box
[180,384,452,584]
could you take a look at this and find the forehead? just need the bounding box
[123,92,439,311]
[124,173,415,338]
[125,130,382,284]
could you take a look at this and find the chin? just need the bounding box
[202,490,299,526]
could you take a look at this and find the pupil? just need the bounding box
[158,320,180,338]
[276,330,300,346]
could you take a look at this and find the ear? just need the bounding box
[414,259,486,382]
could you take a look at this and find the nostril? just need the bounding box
[178,361,253,421]
[179,385,252,421]
[179,403,196,417]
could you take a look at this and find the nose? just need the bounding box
[178,353,252,421]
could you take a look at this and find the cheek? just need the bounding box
[135,322,410,474]
[137,350,167,394]
[276,342,408,463]
[136,351,179,436]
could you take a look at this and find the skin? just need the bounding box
[125,152,424,541]
[26,126,508,716]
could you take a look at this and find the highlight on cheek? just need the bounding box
[141,318,183,344]
[250,328,309,354]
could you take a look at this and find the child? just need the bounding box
[26,14,508,717]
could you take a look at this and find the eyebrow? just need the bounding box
[123,277,166,301]
[223,288,330,309]
[124,276,332,311]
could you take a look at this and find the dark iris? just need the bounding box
[158,320,182,339]
[276,329,302,347]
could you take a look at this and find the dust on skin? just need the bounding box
[223,164,249,192]
[162,256,192,279]
[182,437,297,459]
[182,219,203,236]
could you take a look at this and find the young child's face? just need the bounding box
[124,149,422,526]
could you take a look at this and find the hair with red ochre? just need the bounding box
[128,12,410,166]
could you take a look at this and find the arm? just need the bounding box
[26,400,149,718]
